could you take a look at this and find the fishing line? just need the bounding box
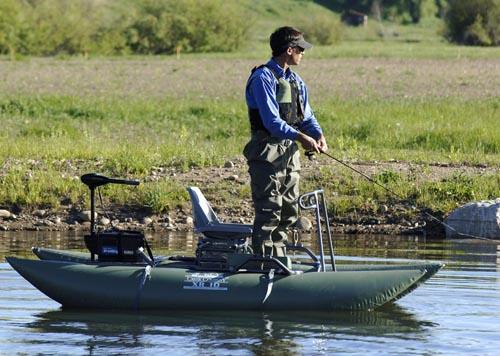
[317,150,496,242]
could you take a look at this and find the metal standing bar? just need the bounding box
[298,189,336,272]
[313,194,326,272]
[89,186,96,261]
[320,193,336,271]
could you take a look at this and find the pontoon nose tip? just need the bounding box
[432,262,445,273]
[433,262,445,269]
[4,256,16,266]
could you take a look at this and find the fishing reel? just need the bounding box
[305,150,316,161]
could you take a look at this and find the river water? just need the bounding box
[1,231,499,355]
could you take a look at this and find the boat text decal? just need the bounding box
[183,272,228,291]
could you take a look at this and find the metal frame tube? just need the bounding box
[320,193,336,271]
[314,193,326,272]
[89,187,96,261]
[298,189,336,273]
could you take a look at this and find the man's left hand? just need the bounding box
[317,135,328,152]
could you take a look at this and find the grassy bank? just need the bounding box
[1,1,498,232]
[1,41,499,222]
[1,93,498,218]
[1,96,499,165]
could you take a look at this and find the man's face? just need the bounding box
[289,46,304,65]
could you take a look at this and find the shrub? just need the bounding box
[0,0,250,56]
[29,0,99,55]
[0,0,33,58]
[125,0,251,54]
[297,12,343,46]
[444,0,500,46]
[0,0,129,56]
[408,0,439,23]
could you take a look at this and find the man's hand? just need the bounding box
[317,134,328,153]
[297,132,321,152]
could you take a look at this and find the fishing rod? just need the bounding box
[311,150,496,242]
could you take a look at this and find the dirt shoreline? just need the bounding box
[1,157,498,237]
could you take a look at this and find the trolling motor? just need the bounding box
[81,173,154,264]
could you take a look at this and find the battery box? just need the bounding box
[85,230,146,262]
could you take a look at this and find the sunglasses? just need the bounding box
[294,46,305,54]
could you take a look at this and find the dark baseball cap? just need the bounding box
[289,34,313,50]
[270,27,313,56]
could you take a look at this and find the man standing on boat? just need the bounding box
[244,26,328,257]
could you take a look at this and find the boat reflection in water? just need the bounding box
[28,306,433,354]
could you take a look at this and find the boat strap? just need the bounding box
[262,268,275,304]
[134,265,152,310]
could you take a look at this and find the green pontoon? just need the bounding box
[7,174,442,311]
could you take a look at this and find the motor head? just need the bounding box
[81,173,140,189]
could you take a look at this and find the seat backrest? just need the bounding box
[187,187,220,229]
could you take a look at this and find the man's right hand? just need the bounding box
[297,132,321,153]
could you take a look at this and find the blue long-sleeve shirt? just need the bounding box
[245,58,323,141]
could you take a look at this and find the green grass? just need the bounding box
[2,96,498,165]
[0,96,245,168]
[5,8,499,61]
[0,94,498,215]
[1,8,499,218]
[310,40,500,59]
[0,1,498,226]
[79,37,498,61]
[320,98,500,163]
[302,167,500,218]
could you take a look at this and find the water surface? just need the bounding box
[1,231,499,355]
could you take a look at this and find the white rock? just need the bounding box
[0,209,11,218]
[34,209,46,217]
[99,217,110,225]
[445,199,500,239]
[52,217,62,224]
[379,205,389,213]
[143,217,153,225]
[78,211,97,222]
[42,219,54,226]
[185,216,194,225]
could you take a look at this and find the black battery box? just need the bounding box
[84,230,148,262]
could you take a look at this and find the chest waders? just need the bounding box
[244,65,305,257]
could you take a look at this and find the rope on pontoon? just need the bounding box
[134,265,152,310]
[262,269,275,304]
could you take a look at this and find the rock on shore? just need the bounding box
[445,199,500,239]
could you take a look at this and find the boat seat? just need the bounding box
[187,187,253,240]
